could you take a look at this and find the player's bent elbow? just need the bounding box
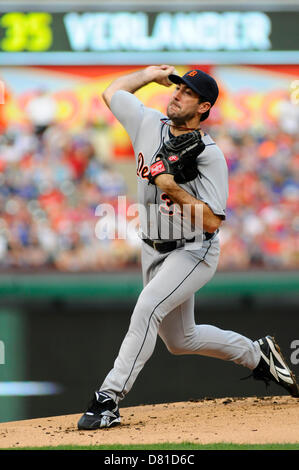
[204,225,217,234]
[204,215,222,234]
[102,85,119,108]
[101,90,111,109]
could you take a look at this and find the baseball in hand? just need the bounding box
[151,65,179,87]
[166,68,179,85]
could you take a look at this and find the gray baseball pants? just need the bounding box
[100,237,260,403]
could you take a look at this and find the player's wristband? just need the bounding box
[149,160,167,179]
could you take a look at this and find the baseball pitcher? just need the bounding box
[78,65,299,430]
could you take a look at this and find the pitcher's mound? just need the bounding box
[1,396,299,448]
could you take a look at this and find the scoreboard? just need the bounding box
[0,6,298,64]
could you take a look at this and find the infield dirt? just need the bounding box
[0,395,298,448]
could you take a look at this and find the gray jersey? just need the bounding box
[110,90,228,242]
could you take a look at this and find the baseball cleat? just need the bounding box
[77,391,121,430]
[253,336,299,397]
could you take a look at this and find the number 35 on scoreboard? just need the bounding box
[0,12,53,51]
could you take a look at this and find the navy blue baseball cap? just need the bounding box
[168,69,219,121]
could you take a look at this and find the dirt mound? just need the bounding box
[0,396,299,448]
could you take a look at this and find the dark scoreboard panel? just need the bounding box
[0,8,298,64]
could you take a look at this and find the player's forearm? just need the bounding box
[156,176,222,234]
[102,69,156,108]
[102,65,175,108]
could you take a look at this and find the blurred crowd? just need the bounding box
[0,112,298,272]
[214,126,299,270]
[0,121,141,272]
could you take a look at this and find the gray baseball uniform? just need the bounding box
[100,90,260,403]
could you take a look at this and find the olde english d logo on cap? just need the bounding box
[187,71,198,77]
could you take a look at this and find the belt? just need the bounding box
[142,231,215,254]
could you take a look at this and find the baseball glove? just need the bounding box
[148,130,205,185]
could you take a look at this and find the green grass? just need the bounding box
[3,442,299,450]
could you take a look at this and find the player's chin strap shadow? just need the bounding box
[160,118,202,133]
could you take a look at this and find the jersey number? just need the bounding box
[159,193,186,220]
[159,193,174,216]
